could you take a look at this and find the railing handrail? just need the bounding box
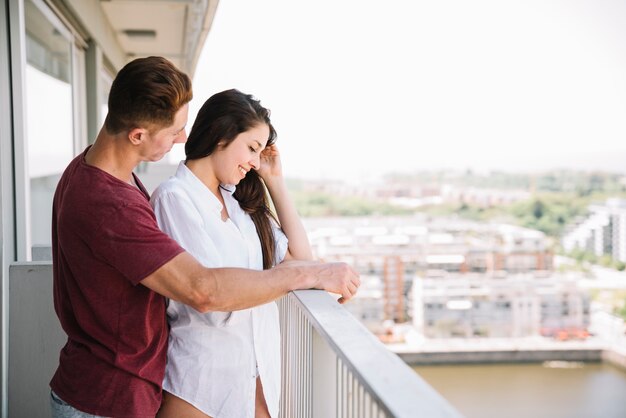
[288,290,463,417]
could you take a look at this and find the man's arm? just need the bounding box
[141,251,360,313]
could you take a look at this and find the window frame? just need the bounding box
[12,0,87,260]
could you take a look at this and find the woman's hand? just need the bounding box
[257,144,283,181]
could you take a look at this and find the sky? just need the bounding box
[170,0,626,182]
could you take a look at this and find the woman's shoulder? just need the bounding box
[151,174,199,211]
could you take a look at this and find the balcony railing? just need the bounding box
[278,290,463,418]
[7,262,462,417]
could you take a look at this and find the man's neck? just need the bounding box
[85,129,140,184]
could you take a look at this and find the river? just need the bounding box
[413,362,626,418]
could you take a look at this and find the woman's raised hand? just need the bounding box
[257,144,283,180]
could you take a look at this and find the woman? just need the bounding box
[151,89,313,418]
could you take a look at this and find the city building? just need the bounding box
[412,273,590,339]
[303,216,554,329]
[562,198,626,262]
[440,185,531,208]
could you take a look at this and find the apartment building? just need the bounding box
[412,274,590,339]
[562,198,626,262]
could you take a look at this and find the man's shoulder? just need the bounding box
[57,157,153,231]
[63,158,145,202]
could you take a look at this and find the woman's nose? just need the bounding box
[250,153,260,169]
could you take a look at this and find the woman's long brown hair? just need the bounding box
[185,89,278,269]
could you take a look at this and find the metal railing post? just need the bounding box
[311,328,336,418]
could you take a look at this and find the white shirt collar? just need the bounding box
[175,161,224,213]
[219,183,236,196]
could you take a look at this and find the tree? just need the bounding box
[532,199,545,219]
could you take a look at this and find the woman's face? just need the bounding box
[210,123,270,185]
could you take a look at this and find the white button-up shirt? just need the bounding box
[151,162,287,418]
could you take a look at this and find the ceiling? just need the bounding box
[99,0,218,76]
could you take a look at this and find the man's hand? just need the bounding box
[276,260,361,303]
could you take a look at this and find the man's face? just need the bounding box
[141,104,189,162]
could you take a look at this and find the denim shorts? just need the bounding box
[50,391,108,418]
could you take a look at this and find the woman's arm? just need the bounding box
[258,144,313,261]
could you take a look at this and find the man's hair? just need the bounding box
[104,56,192,134]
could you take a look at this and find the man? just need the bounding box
[50,56,360,418]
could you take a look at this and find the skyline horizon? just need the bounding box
[162,147,626,181]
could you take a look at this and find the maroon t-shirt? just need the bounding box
[50,148,185,417]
